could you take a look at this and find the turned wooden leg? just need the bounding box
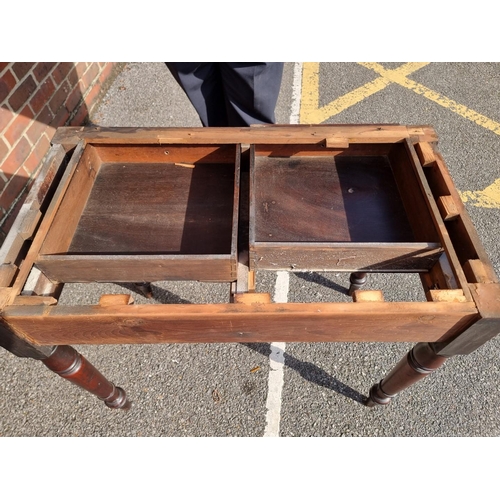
[366,342,447,407]
[42,345,131,410]
[348,272,367,296]
[133,282,153,298]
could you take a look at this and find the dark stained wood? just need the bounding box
[42,345,130,409]
[0,320,53,359]
[249,147,443,272]
[366,342,447,406]
[35,144,241,283]
[250,242,442,272]
[252,155,415,243]
[388,142,441,243]
[36,254,236,283]
[69,162,236,255]
[432,283,500,355]
[348,272,368,296]
[3,301,478,345]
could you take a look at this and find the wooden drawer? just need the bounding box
[249,141,444,272]
[35,142,241,283]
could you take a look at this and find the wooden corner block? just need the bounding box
[437,195,459,221]
[426,289,467,303]
[99,294,135,306]
[248,270,256,293]
[463,259,491,284]
[12,296,58,306]
[415,142,436,167]
[324,137,349,149]
[174,162,195,168]
[0,264,17,287]
[352,290,385,302]
[233,292,271,305]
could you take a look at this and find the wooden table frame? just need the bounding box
[1,125,499,410]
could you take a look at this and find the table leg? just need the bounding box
[133,282,153,298]
[365,342,447,407]
[348,272,368,296]
[41,345,131,410]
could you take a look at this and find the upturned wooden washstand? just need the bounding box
[1,125,499,410]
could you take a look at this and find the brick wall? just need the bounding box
[0,62,123,244]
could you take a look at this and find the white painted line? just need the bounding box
[264,271,290,437]
[263,62,302,437]
[290,62,303,125]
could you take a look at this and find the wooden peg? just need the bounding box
[352,290,385,302]
[99,294,135,306]
[415,142,436,166]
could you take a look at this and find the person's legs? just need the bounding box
[219,62,284,126]
[165,62,228,126]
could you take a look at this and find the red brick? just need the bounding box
[33,62,57,84]
[49,80,70,114]
[98,63,114,84]
[8,75,37,112]
[65,85,82,113]
[35,105,54,126]
[26,117,49,146]
[81,63,99,89]
[18,135,50,176]
[51,62,74,86]
[75,62,89,79]
[0,69,16,103]
[46,124,57,142]
[0,173,29,212]
[84,81,102,110]
[65,66,80,90]
[51,106,70,128]
[29,77,56,114]
[0,107,15,131]
[1,136,31,178]
[0,63,9,74]
[12,63,35,80]
[70,104,89,125]
[23,135,50,176]
[3,105,34,147]
[23,147,44,174]
[0,137,8,163]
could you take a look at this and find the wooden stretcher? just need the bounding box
[1,125,499,409]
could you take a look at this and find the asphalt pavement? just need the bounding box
[1,62,499,438]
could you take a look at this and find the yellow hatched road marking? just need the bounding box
[460,179,500,209]
[299,62,500,209]
[300,62,429,124]
[359,63,500,135]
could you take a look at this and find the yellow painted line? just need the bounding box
[299,62,500,210]
[300,62,429,124]
[460,178,500,209]
[360,62,500,136]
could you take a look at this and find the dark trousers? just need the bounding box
[165,62,284,126]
